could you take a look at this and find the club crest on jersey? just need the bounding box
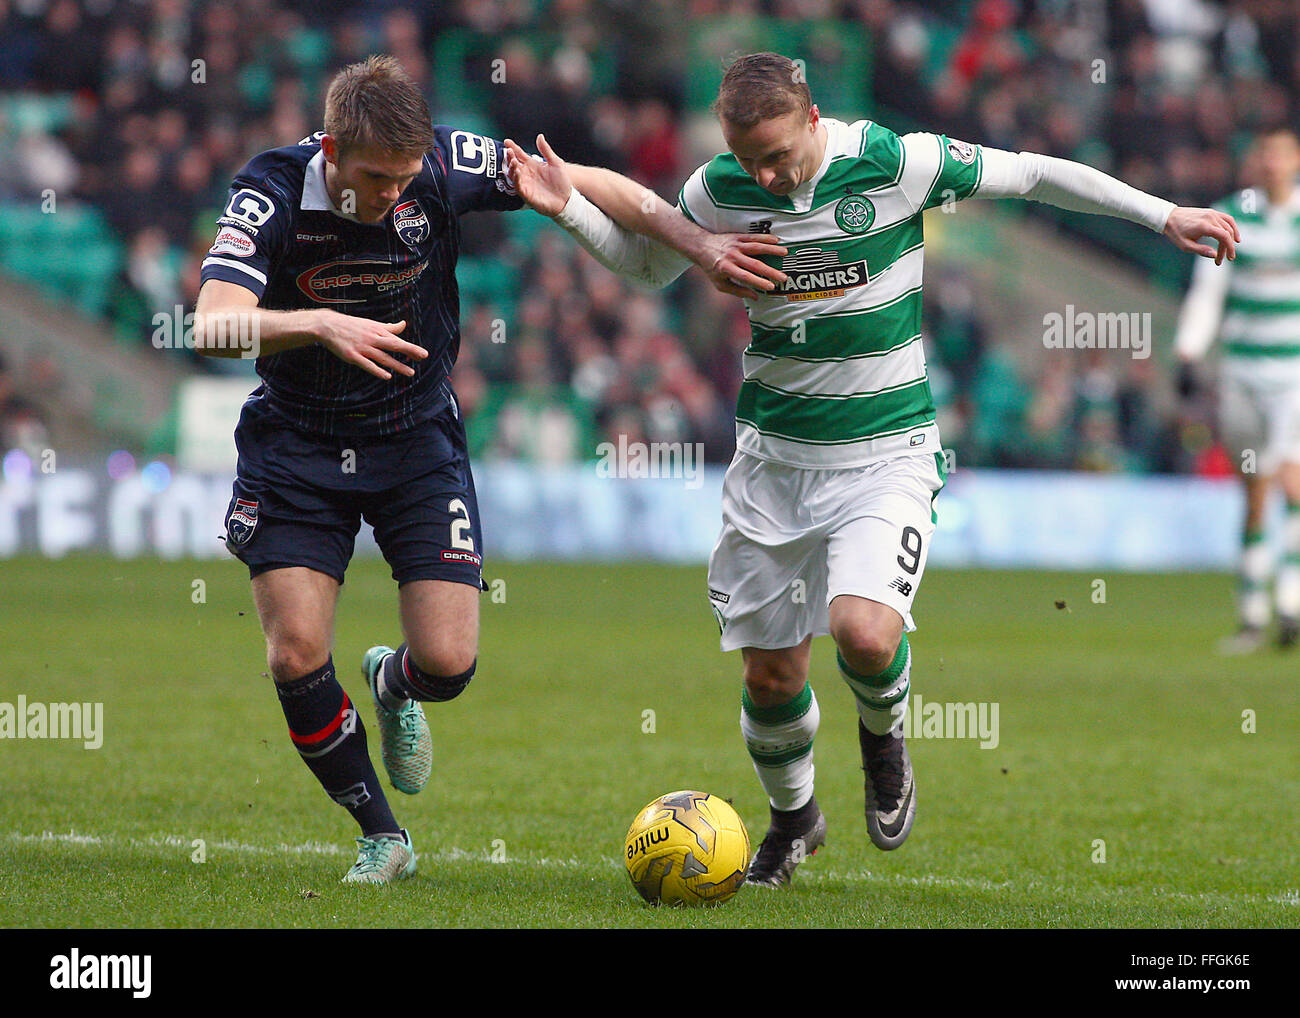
[776,247,870,302]
[225,498,259,548]
[392,200,428,248]
[834,194,875,234]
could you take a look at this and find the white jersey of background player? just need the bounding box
[1175,128,1300,653]
[506,52,1238,886]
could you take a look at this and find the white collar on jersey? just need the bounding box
[783,117,845,213]
[300,148,368,224]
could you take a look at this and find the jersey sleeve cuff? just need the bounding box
[200,257,269,298]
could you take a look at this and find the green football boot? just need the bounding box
[341,829,416,884]
[362,646,432,795]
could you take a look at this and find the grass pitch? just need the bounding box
[1,556,1296,928]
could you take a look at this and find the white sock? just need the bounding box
[740,683,819,812]
[375,649,410,711]
[839,635,911,736]
[1276,505,1300,618]
[1240,530,1272,629]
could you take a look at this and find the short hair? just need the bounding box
[323,54,434,158]
[712,52,813,129]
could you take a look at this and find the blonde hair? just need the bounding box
[323,54,433,158]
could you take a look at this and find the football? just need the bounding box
[624,790,751,906]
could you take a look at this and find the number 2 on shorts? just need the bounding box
[449,498,475,551]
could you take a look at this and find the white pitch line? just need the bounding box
[9,829,349,857]
[802,867,1297,907]
[427,845,608,869]
[6,829,612,867]
[8,830,1295,906]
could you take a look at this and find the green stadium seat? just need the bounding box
[685,17,870,115]
[456,255,519,319]
[0,92,74,133]
[0,202,123,315]
[431,29,615,123]
[287,27,331,74]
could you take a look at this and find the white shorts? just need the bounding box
[1220,372,1300,474]
[707,451,944,652]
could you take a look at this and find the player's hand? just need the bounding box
[503,134,572,217]
[698,233,789,298]
[1163,207,1240,265]
[316,313,426,380]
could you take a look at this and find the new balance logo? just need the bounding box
[888,577,913,597]
[748,219,773,234]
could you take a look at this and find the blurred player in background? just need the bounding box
[1175,127,1300,654]
[193,55,782,883]
[508,52,1239,887]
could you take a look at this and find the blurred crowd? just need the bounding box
[0,0,1294,473]
[0,351,50,458]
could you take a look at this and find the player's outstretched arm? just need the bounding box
[193,279,427,380]
[952,143,1242,263]
[504,134,787,297]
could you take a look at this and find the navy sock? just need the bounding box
[381,643,475,703]
[275,657,400,838]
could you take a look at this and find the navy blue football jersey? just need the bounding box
[200,127,523,437]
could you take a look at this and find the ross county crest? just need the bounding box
[225,498,259,549]
[392,199,429,248]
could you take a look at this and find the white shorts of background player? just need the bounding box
[1219,364,1300,475]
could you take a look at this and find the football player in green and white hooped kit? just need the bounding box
[505,52,1240,886]
[1175,127,1300,654]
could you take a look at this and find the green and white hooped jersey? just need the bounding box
[678,118,982,469]
[1217,188,1300,379]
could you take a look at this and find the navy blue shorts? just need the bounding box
[222,396,484,588]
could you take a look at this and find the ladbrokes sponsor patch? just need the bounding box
[209,226,256,258]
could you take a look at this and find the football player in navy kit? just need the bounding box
[192,55,786,882]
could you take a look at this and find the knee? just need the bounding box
[267,633,330,683]
[403,651,476,702]
[833,621,900,676]
[406,642,477,681]
[743,658,804,707]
